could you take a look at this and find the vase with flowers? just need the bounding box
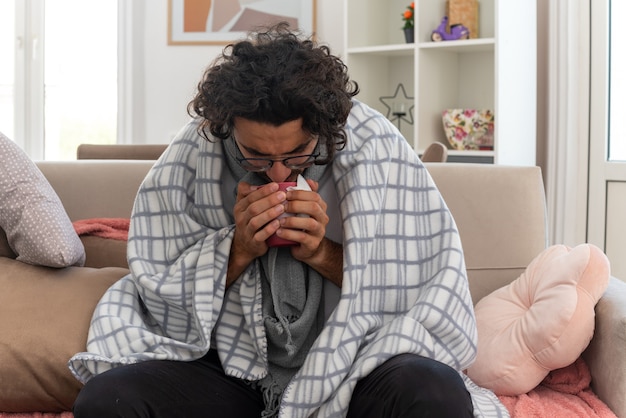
[402,2,415,43]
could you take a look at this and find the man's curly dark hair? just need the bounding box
[188,22,359,163]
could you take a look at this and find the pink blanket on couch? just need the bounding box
[0,414,73,418]
[498,356,616,417]
[72,218,130,241]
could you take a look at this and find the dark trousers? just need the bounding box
[73,350,473,417]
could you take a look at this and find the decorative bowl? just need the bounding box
[442,109,494,151]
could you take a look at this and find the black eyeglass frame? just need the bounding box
[227,136,322,173]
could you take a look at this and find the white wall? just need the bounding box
[132,0,344,144]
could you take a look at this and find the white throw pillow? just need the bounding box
[0,132,85,267]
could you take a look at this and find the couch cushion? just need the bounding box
[76,143,167,160]
[466,244,610,396]
[0,132,85,267]
[0,257,128,412]
[424,164,548,305]
[36,160,152,222]
[80,235,129,268]
[0,228,17,259]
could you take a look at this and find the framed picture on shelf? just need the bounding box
[168,0,316,45]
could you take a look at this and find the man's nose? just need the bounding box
[265,161,296,182]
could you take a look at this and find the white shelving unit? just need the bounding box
[343,0,536,165]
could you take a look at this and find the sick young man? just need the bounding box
[71,23,506,418]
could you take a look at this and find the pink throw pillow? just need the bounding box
[466,244,610,395]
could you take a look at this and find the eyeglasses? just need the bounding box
[228,137,321,173]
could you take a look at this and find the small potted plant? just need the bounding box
[402,2,415,43]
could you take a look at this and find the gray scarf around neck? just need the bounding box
[223,139,326,417]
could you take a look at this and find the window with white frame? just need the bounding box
[2,0,118,160]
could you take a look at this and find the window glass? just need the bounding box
[44,0,118,159]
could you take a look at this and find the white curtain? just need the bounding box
[544,0,590,246]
